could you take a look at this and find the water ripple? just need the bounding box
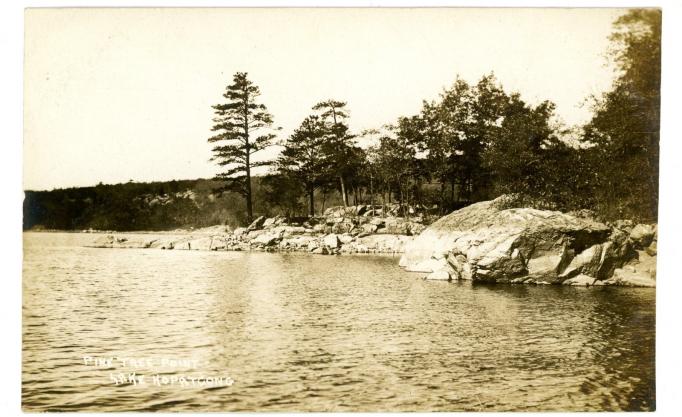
[23,232,655,411]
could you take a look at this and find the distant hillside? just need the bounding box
[23,177,347,231]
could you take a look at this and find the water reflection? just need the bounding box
[23,232,655,411]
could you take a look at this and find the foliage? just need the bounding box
[312,100,361,207]
[582,9,660,222]
[208,72,278,221]
[275,115,330,215]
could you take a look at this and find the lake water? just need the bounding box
[22,232,655,411]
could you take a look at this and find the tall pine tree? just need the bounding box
[208,72,277,222]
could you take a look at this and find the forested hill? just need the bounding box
[22,178,298,231]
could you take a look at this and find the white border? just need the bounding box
[3,1,681,416]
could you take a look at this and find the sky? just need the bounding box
[23,7,626,191]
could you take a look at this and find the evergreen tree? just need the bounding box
[208,72,277,222]
[313,99,356,207]
[276,115,329,216]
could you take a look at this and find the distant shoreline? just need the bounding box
[23,229,207,235]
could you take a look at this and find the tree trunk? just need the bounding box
[382,190,387,218]
[309,187,315,217]
[399,181,405,217]
[244,144,253,223]
[244,89,253,223]
[245,176,253,223]
[450,178,456,203]
[440,181,446,214]
[339,176,348,207]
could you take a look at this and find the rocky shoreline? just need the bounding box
[87,205,423,255]
[86,197,657,287]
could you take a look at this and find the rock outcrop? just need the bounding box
[399,195,657,287]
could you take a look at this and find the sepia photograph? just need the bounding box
[18,4,665,413]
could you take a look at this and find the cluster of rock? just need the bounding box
[87,196,658,287]
[88,205,425,255]
[399,195,657,287]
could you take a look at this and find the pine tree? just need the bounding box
[312,100,355,207]
[208,72,277,222]
[276,115,329,216]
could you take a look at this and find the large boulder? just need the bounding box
[603,249,656,287]
[558,243,603,279]
[262,217,277,228]
[323,206,356,219]
[399,195,630,284]
[373,217,425,236]
[378,218,410,235]
[279,235,317,251]
[331,220,356,234]
[246,216,266,231]
[252,232,281,247]
[312,223,330,234]
[263,215,287,229]
[629,223,656,249]
[359,223,378,235]
[322,233,340,249]
[604,266,655,287]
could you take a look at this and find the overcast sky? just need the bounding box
[24,7,625,191]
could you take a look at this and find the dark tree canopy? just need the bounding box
[583,9,661,221]
[312,99,358,207]
[276,115,330,216]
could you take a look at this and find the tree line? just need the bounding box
[23,10,659,231]
[22,178,311,231]
[208,10,660,223]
